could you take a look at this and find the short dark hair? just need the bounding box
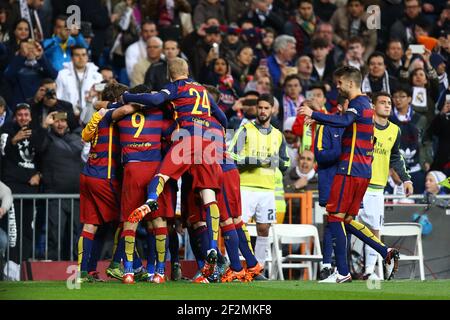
[368,51,386,65]
[393,83,412,97]
[243,90,260,98]
[387,38,403,49]
[347,0,364,5]
[40,78,55,87]
[99,66,113,73]
[257,93,274,107]
[283,74,301,87]
[311,37,329,49]
[55,15,68,23]
[309,82,327,96]
[72,45,87,54]
[141,19,156,29]
[333,66,362,86]
[298,0,313,6]
[0,96,6,108]
[371,91,391,104]
[348,36,364,46]
[14,103,31,115]
[102,83,129,102]
[129,84,150,94]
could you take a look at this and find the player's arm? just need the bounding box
[275,134,290,172]
[315,125,342,165]
[81,111,105,142]
[111,103,142,121]
[122,86,175,107]
[311,110,356,128]
[390,128,413,194]
[94,101,123,111]
[209,94,228,128]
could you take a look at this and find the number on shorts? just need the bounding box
[268,209,274,221]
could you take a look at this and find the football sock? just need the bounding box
[322,221,333,265]
[327,220,349,276]
[169,228,179,263]
[146,228,156,274]
[345,220,387,258]
[235,221,258,268]
[147,176,165,201]
[254,236,269,266]
[88,232,104,272]
[188,227,204,269]
[155,227,168,274]
[133,249,142,270]
[78,230,94,273]
[222,224,243,271]
[121,229,135,273]
[112,224,123,264]
[195,225,209,267]
[204,201,220,250]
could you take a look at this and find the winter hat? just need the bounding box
[430,53,447,70]
[428,170,446,190]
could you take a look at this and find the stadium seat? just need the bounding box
[380,222,425,281]
[271,224,323,280]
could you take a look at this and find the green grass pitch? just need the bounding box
[1,280,450,300]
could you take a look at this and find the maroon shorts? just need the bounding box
[159,137,222,191]
[326,174,370,216]
[80,174,120,225]
[121,162,159,221]
[218,168,242,220]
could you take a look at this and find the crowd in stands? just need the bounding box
[0,0,449,268]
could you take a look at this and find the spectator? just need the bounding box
[239,0,285,34]
[55,46,103,122]
[144,39,182,91]
[238,19,261,48]
[341,36,366,73]
[203,57,241,117]
[0,19,31,72]
[329,0,377,60]
[361,52,399,95]
[399,48,439,124]
[314,22,344,66]
[221,24,243,64]
[424,171,448,195]
[182,18,222,81]
[42,15,89,72]
[130,36,163,87]
[292,83,328,153]
[227,90,259,130]
[390,0,424,49]
[313,0,337,22]
[283,149,318,193]
[8,0,45,41]
[0,96,12,128]
[282,117,300,168]
[310,37,334,87]
[385,39,405,78]
[0,103,46,262]
[430,53,448,110]
[4,39,57,108]
[284,0,320,55]
[296,54,316,93]
[140,0,192,41]
[39,112,83,261]
[99,66,116,83]
[0,3,10,43]
[229,45,256,90]
[254,27,275,61]
[28,78,78,132]
[0,180,13,280]
[278,74,305,125]
[124,20,159,79]
[193,0,226,30]
[390,85,431,194]
[267,35,297,88]
[426,95,450,176]
[225,0,253,24]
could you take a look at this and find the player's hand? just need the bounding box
[98,107,109,117]
[404,181,414,197]
[0,208,6,219]
[298,104,313,117]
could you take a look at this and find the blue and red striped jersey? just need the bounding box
[122,78,227,137]
[82,111,120,179]
[117,108,163,164]
[311,95,374,179]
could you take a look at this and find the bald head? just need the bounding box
[168,57,189,80]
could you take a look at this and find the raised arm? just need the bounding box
[122,91,170,107]
[311,111,356,128]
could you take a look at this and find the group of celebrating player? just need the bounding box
[77,58,265,284]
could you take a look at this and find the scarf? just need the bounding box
[393,105,413,122]
[296,13,316,36]
[362,70,390,94]
[295,167,316,181]
[282,95,304,121]
[439,72,449,90]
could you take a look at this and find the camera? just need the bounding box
[44,88,57,99]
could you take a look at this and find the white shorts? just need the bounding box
[358,190,384,230]
[240,188,276,224]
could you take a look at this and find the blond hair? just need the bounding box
[168,57,189,79]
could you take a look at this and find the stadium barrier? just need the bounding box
[2,193,449,280]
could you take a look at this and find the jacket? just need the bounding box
[42,34,89,71]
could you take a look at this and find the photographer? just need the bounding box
[4,40,57,109]
[39,112,83,261]
[29,78,78,132]
[0,103,46,263]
